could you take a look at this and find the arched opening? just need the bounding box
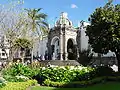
[51,37,60,60]
[67,39,77,60]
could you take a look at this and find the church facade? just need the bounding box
[47,12,89,60]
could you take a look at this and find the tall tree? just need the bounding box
[0,0,26,61]
[25,8,48,38]
[25,8,48,61]
[86,0,120,71]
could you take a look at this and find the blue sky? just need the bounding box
[1,0,120,27]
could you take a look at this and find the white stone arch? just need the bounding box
[67,38,77,60]
[51,36,59,45]
[51,36,60,60]
[67,38,76,45]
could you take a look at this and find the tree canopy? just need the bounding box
[25,8,49,39]
[14,38,32,49]
[86,0,120,71]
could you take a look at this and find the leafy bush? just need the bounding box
[44,76,120,88]
[3,75,29,82]
[0,77,7,88]
[2,63,40,79]
[3,75,17,82]
[44,79,65,87]
[36,66,94,84]
[43,77,105,87]
[2,63,31,77]
[78,49,93,66]
[0,80,37,90]
[95,66,114,77]
[29,61,42,68]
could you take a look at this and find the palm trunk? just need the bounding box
[21,51,25,64]
[31,48,33,63]
[9,42,13,62]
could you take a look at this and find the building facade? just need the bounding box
[47,12,78,60]
[0,35,9,61]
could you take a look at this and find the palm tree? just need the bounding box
[25,8,49,62]
[25,8,48,37]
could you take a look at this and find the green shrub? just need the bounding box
[43,79,65,87]
[43,77,106,87]
[28,61,42,68]
[36,66,94,84]
[0,77,7,88]
[95,66,114,77]
[2,63,95,84]
[2,63,32,77]
[3,75,17,82]
[0,80,37,90]
[2,63,40,80]
[43,77,115,88]
[3,75,29,82]
[43,76,120,88]
[78,49,93,66]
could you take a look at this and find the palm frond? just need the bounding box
[40,26,48,35]
[36,13,47,20]
[37,20,48,27]
[36,8,42,12]
[24,8,48,39]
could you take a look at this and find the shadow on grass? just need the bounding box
[32,82,120,90]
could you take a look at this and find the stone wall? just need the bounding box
[91,57,117,66]
[40,60,80,66]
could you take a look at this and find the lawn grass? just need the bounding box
[31,82,120,90]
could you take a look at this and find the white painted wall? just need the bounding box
[80,22,89,51]
[102,51,115,57]
[80,27,89,51]
[79,21,115,57]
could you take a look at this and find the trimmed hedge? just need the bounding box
[43,76,120,88]
[0,80,37,90]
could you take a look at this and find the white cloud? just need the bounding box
[71,4,78,9]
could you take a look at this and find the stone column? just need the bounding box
[59,26,63,60]
[64,30,68,60]
[63,24,68,60]
[64,40,68,60]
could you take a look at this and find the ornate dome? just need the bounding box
[56,12,72,27]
